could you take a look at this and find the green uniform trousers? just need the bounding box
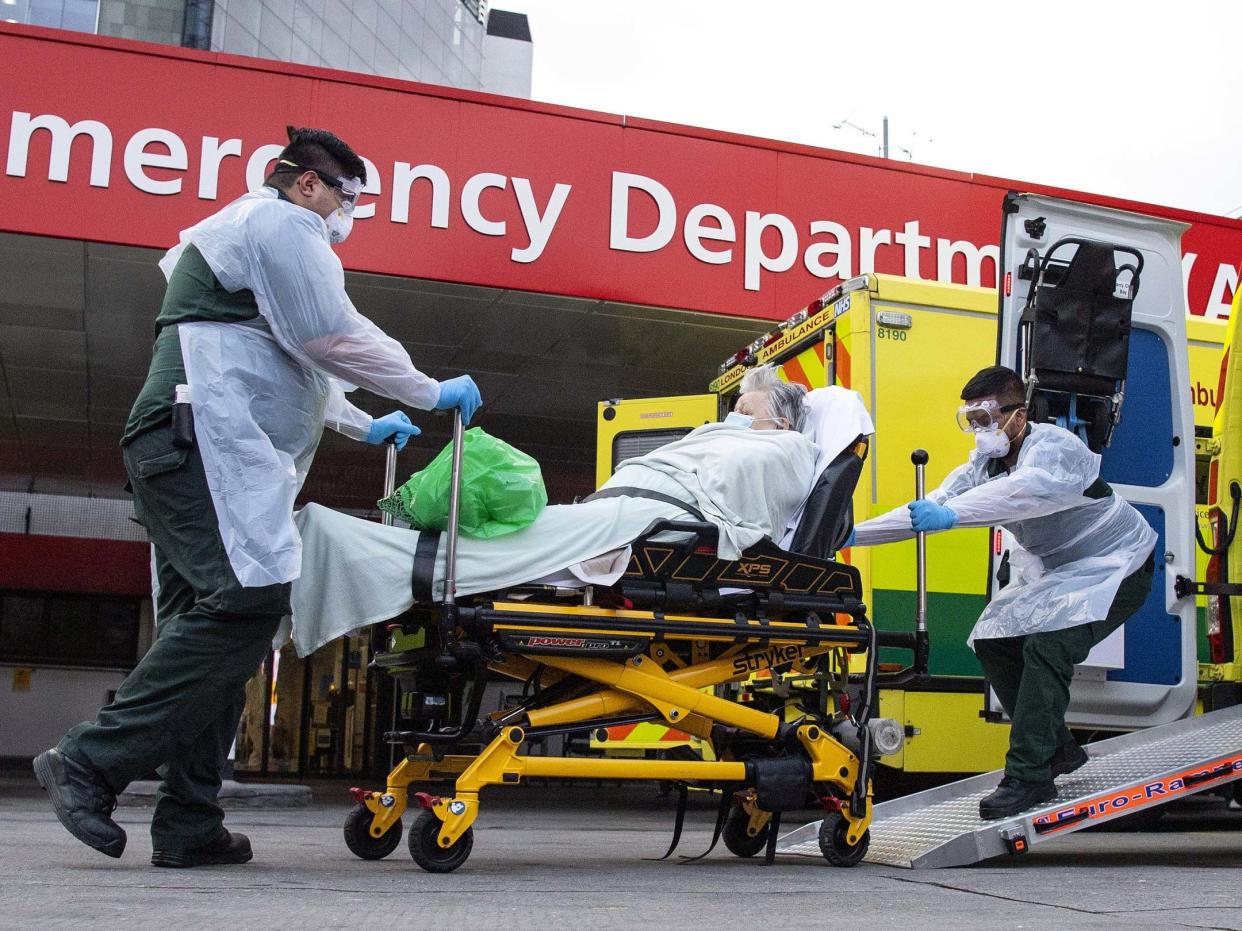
[59,425,287,851]
[973,555,1154,783]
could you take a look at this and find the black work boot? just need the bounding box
[1050,742,1089,778]
[152,830,253,868]
[32,749,126,858]
[978,777,1056,820]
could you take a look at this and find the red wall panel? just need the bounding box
[0,533,150,596]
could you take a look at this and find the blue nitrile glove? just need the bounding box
[366,411,421,451]
[908,499,957,533]
[434,374,483,425]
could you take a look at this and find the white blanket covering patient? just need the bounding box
[287,370,876,657]
[290,420,816,655]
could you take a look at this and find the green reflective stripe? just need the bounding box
[873,588,988,677]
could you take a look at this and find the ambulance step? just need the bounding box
[776,703,1242,869]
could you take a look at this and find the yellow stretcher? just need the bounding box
[343,414,898,873]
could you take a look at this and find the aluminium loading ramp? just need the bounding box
[776,703,1242,869]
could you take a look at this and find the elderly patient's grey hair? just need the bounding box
[739,364,809,432]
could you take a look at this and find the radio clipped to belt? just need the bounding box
[172,384,195,450]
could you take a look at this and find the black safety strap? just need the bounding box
[678,789,733,864]
[645,783,689,861]
[762,811,781,865]
[410,530,441,603]
[583,486,706,523]
[1177,579,1242,598]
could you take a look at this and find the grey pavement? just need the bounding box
[2,780,1240,930]
[118,778,313,808]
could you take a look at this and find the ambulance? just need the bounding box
[1196,277,1241,712]
[595,194,1237,788]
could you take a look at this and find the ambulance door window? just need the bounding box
[1099,328,1174,487]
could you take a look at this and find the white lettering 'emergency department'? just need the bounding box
[4,110,1237,314]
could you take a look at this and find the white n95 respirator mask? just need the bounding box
[326,203,354,244]
[975,429,1011,458]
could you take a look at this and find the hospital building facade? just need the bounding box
[1,15,1239,779]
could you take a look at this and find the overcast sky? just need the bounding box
[498,1,1242,218]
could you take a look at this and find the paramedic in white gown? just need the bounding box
[36,127,481,868]
[851,365,1155,821]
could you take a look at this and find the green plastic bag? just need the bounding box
[378,428,547,538]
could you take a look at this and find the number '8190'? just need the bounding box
[877,327,908,341]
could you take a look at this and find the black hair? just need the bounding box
[266,125,366,191]
[960,365,1026,406]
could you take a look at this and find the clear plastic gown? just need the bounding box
[854,423,1156,644]
[162,188,440,587]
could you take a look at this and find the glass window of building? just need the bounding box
[8,0,100,32]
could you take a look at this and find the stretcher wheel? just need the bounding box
[818,812,869,867]
[343,804,403,860]
[722,805,770,858]
[409,809,474,873]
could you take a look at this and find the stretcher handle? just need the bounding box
[442,409,465,606]
[381,439,398,528]
[912,449,928,635]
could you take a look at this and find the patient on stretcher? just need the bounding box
[289,368,873,656]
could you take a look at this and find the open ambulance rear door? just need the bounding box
[996,193,1198,729]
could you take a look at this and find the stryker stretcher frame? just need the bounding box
[344,414,886,872]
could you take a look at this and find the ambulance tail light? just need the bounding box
[1204,510,1233,665]
[1205,553,1230,664]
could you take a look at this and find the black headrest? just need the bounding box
[788,435,869,559]
[1023,237,1139,391]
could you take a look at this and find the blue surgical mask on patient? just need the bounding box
[724,412,753,429]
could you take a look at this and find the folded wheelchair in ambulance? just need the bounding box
[1018,234,1143,451]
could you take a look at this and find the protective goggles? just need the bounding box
[275,159,363,206]
[956,399,1024,433]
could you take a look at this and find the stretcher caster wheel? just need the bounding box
[722,806,770,858]
[409,809,473,873]
[344,804,403,860]
[818,812,869,867]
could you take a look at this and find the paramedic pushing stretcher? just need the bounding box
[34,127,483,867]
[852,366,1155,819]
